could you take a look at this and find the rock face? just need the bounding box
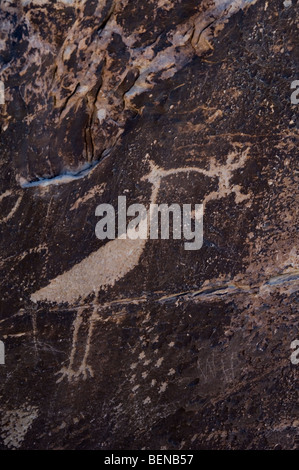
[0,0,298,450]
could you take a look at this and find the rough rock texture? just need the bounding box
[0,0,298,450]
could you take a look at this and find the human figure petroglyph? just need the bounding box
[197,352,237,384]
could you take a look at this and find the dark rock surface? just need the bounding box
[0,0,298,450]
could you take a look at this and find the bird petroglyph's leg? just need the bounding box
[35,147,251,382]
[56,306,98,383]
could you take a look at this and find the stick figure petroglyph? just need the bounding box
[197,352,217,383]
[197,352,237,384]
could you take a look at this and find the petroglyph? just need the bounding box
[56,306,97,382]
[28,146,255,382]
[197,353,217,383]
[31,147,251,306]
[221,352,237,383]
[51,268,299,383]
[70,183,107,211]
[0,190,23,224]
[0,406,38,449]
[0,0,298,450]
[197,352,237,384]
